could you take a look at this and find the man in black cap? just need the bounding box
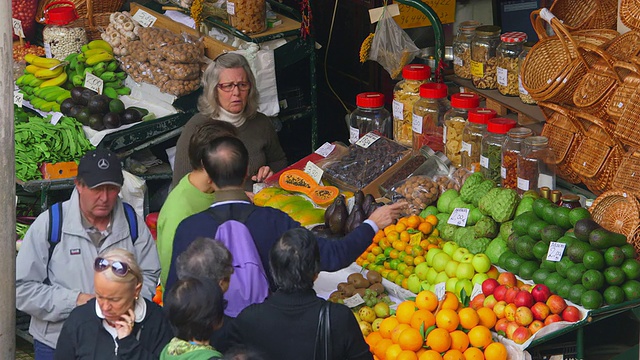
[16,149,160,360]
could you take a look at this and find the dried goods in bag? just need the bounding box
[368,9,420,79]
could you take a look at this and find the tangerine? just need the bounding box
[388,231,400,243]
[394,240,406,251]
[413,255,426,266]
[384,225,396,236]
[398,327,424,351]
[391,324,412,344]
[386,344,404,360]
[366,331,384,351]
[396,301,417,324]
[396,222,407,233]
[390,249,400,259]
[419,222,433,235]
[420,239,431,250]
[401,231,411,243]
[464,347,485,360]
[435,308,460,332]
[372,246,383,256]
[410,309,436,330]
[425,327,451,353]
[476,307,497,329]
[379,317,400,339]
[425,214,438,226]
[468,325,492,349]
[419,350,444,360]
[416,290,439,312]
[443,349,465,360]
[484,342,507,360]
[440,292,460,311]
[449,330,469,352]
[404,255,415,266]
[373,338,394,359]
[407,215,422,229]
[397,350,419,360]
[458,308,480,330]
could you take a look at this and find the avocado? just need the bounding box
[68,105,85,123]
[574,218,601,242]
[60,98,75,116]
[81,89,98,106]
[109,99,125,114]
[566,241,595,263]
[70,87,85,104]
[87,94,110,114]
[122,108,142,124]
[103,112,122,129]
[88,114,105,131]
[74,107,91,126]
[589,228,628,249]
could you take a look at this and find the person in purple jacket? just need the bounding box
[166,136,404,314]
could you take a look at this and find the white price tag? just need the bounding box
[471,283,483,300]
[14,92,24,108]
[84,72,103,95]
[314,142,335,158]
[546,241,566,262]
[392,99,404,120]
[453,55,463,66]
[12,18,24,38]
[132,9,157,27]
[355,132,380,148]
[501,166,507,179]
[519,75,528,95]
[448,208,470,227]
[480,155,489,169]
[461,141,472,155]
[497,67,508,87]
[44,43,52,58]
[343,293,365,308]
[517,177,530,191]
[442,126,447,144]
[539,173,554,189]
[349,126,359,145]
[434,282,446,300]
[252,182,267,194]
[227,2,236,15]
[304,161,323,185]
[412,113,423,134]
[50,112,63,125]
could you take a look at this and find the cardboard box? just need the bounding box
[39,162,78,180]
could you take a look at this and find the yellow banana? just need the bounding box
[87,39,113,53]
[26,55,61,68]
[25,65,45,74]
[83,48,108,57]
[86,52,114,66]
[35,65,64,79]
[39,72,68,88]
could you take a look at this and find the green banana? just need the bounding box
[30,97,45,108]
[51,103,61,112]
[69,56,78,70]
[64,52,79,63]
[40,101,57,112]
[84,68,94,75]
[22,86,34,95]
[76,53,86,63]
[56,91,72,104]
[72,75,84,87]
[76,62,85,76]
[104,80,123,88]
[99,71,116,82]
[28,77,44,87]
[86,52,114,66]
[16,74,28,86]
[103,87,118,99]
[115,87,131,95]
[115,72,127,80]
[81,44,90,53]
[94,67,105,78]
[44,88,67,102]
[107,61,118,72]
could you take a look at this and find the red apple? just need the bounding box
[544,313,563,326]
[531,284,552,303]
[546,295,568,314]
[505,287,521,304]
[515,306,534,326]
[561,306,581,323]
[483,294,497,310]
[531,302,550,321]
[498,272,517,287]
[487,265,499,279]
[514,290,535,308]
[482,278,500,296]
[493,285,508,301]
[506,321,519,339]
[529,320,544,334]
[493,300,508,319]
[495,318,510,333]
[520,284,533,292]
[512,326,532,344]
[504,303,518,322]
[470,294,485,310]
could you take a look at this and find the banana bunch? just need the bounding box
[22,54,68,88]
[15,79,71,113]
[68,40,130,99]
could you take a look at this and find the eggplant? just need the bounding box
[324,197,338,227]
[328,195,348,235]
[362,194,375,215]
[354,190,365,207]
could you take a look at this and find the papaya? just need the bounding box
[263,194,294,209]
[310,186,340,206]
[253,187,289,206]
[280,197,314,215]
[279,169,318,195]
[294,208,326,227]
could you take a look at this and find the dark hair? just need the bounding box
[223,346,267,360]
[164,277,225,342]
[269,228,320,293]
[188,121,238,170]
[201,136,248,188]
[176,237,234,284]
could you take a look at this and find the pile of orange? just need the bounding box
[365,290,508,360]
[356,214,442,290]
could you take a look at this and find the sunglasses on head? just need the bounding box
[94,257,130,277]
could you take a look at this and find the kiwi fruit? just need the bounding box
[347,273,364,284]
[369,283,385,295]
[367,270,382,284]
[354,288,366,297]
[337,282,349,292]
[329,290,344,299]
[353,277,370,289]
[342,284,356,297]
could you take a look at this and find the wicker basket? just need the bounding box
[614,57,640,149]
[550,0,618,31]
[36,0,124,24]
[628,225,640,257]
[570,111,625,195]
[612,149,640,195]
[608,60,640,123]
[589,190,640,239]
[621,0,640,33]
[538,102,583,184]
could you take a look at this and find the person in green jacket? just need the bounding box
[157,121,237,289]
[161,277,225,360]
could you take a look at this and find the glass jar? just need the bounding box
[349,92,392,144]
[42,2,86,60]
[471,25,501,89]
[560,194,582,209]
[228,0,267,34]
[461,108,496,170]
[501,127,534,189]
[497,32,527,96]
[414,146,452,178]
[516,136,556,195]
[518,42,536,105]
[393,64,431,146]
[453,20,482,80]
[412,83,450,152]
[480,118,517,183]
[443,93,480,167]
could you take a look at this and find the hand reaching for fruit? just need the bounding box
[368,201,408,230]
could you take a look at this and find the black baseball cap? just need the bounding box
[77,149,124,188]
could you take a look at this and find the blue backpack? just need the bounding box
[206,203,269,317]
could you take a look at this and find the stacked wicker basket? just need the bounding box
[520,0,640,253]
[36,0,124,40]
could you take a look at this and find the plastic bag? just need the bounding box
[120,170,146,217]
[433,171,461,194]
[368,9,420,79]
[391,175,439,215]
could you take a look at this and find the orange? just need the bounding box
[396,301,417,324]
[403,267,414,278]
[374,338,394,359]
[425,327,451,353]
[356,258,364,266]
[416,290,439,312]
[388,231,400,243]
[395,222,407,233]
[394,240,406,251]
[385,344,403,360]
[402,278,409,290]
[449,330,469,352]
[401,231,411,243]
[413,255,426,266]
[420,239,431,250]
[440,292,460,311]
[476,307,497,329]
[390,249,400,259]
[484,342,507,360]
[379,237,391,249]
[404,255,415,266]
[431,229,440,237]
[418,221,433,235]
[425,214,438,226]
[367,253,377,263]
[419,350,444,360]
[384,225,396,236]
[391,324,412,344]
[458,308,480,330]
[374,230,385,243]
[468,325,492,349]
[435,308,459,332]
[397,350,419,360]
[366,332,384,349]
[443,349,465,360]
[379,317,400,339]
[407,215,422,229]
[464,347,485,360]
[372,246,383,255]
[410,309,436,330]
[398,328,423,351]
[412,246,425,257]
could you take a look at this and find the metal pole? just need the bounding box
[1,0,17,356]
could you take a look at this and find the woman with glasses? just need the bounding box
[171,53,287,190]
[55,249,173,359]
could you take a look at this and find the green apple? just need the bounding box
[460,253,474,263]
[407,274,421,293]
[415,262,430,281]
[472,272,490,285]
[445,260,460,278]
[446,277,459,293]
[452,247,470,262]
[442,241,460,257]
[426,248,443,266]
[455,278,473,298]
[420,280,431,291]
[435,271,449,284]
[432,252,452,272]
[456,262,475,280]
[471,254,492,273]
[426,267,439,284]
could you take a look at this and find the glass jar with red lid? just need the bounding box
[412,83,450,152]
[392,64,431,147]
[461,108,496,170]
[480,118,517,182]
[349,92,392,144]
[497,31,528,96]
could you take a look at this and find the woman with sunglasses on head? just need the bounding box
[55,249,173,360]
[172,53,287,191]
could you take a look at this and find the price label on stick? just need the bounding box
[12,18,24,38]
[343,293,365,308]
[434,282,446,300]
[355,132,380,148]
[44,43,52,58]
[132,9,157,27]
[84,73,103,95]
[14,92,23,108]
[546,241,566,262]
[304,161,323,185]
[314,142,335,157]
[50,112,63,125]
[448,208,469,227]
[471,283,483,300]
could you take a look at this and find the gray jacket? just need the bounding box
[16,189,161,348]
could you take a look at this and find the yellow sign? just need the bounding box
[395,0,456,29]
